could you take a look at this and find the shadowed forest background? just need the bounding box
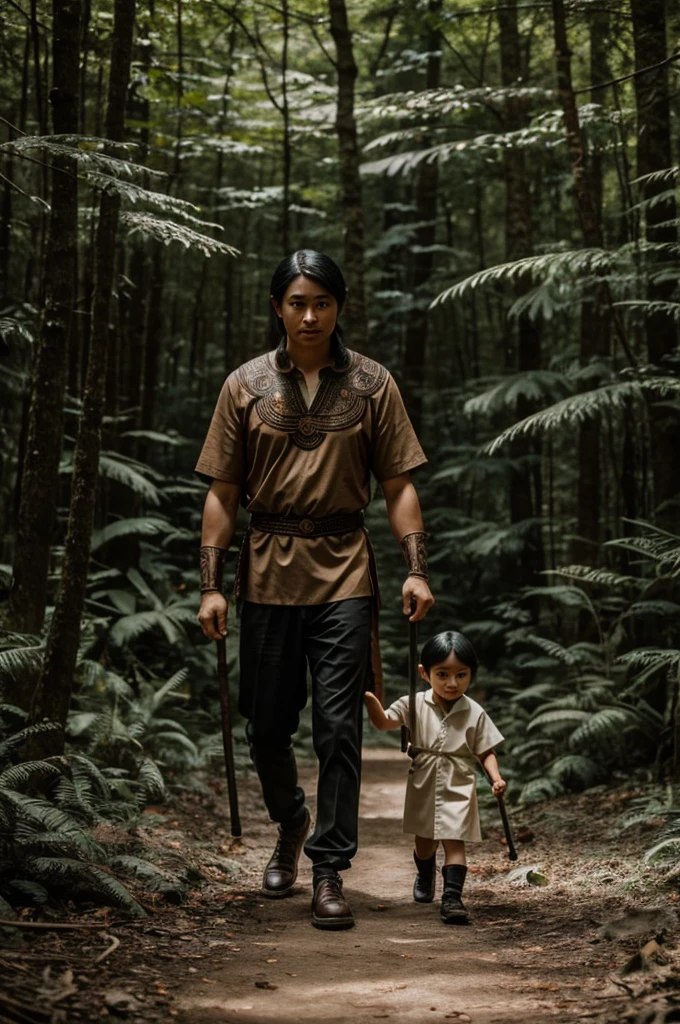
[1,0,680,959]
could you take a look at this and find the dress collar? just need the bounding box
[424,689,471,717]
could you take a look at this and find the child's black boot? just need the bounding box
[413,851,436,903]
[440,864,469,924]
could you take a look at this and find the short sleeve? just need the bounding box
[370,373,427,482]
[194,374,244,485]
[385,694,410,725]
[470,711,504,755]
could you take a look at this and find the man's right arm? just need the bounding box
[197,480,240,640]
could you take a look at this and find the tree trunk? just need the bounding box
[8,0,82,650]
[281,0,291,253]
[29,0,136,756]
[498,0,544,589]
[402,0,442,436]
[328,0,368,342]
[551,0,609,565]
[630,0,679,524]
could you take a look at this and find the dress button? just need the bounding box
[299,518,315,534]
[298,416,315,436]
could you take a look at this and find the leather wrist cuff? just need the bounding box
[200,545,227,593]
[400,531,429,581]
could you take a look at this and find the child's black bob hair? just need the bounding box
[420,631,479,680]
[267,249,350,368]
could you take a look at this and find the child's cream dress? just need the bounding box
[385,690,504,841]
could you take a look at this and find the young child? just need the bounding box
[364,630,506,924]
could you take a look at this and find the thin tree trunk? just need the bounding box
[328,0,368,341]
[281,0,291,252]
[498,0,543,589]
[551,0,609,565]
[8,0,82,649]
[630,0,679,525]
[29,0,136,755]
[402,0,442,436]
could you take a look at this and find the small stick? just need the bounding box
[94,933,121,963]
[0,919,110,931]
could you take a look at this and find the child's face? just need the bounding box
[419,652,472,703]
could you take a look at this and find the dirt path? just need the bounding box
[170,749,673,1024]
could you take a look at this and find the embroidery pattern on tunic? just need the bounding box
[237,351,387,450]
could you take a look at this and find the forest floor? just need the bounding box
[2,748,680,1024]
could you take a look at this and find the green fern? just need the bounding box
[485,379,680,454]
[21,856,146,917]
[121,212,239,258]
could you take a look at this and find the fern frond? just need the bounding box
[623,601,680,618]
[98,454,161,505]
[151,669,189,711]
[464,371,570,417]
[431,249,615,307]
[616,648,680,670]
[109,611,182,648]
[22,856,146,916]
[0,317,34,347]
[547,754,601,788]
[527,709,589,731]
[568,707,636,750]
[545,565,640,588]
[0,644,44,685]
[106,855,181,894]
[518,776,565,806]
[135,758,166,803]
[614,300,680,322]
[2,792,96,849]
[631,166,679,187]
[121,213,239,258]
[1,134,164,180]
[0,759,65,792]
[91,516,174,551]
[7,879,49,905]
[485,379,680,453]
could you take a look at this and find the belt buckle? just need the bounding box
[299,518,315,535]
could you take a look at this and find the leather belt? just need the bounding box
[250,510,364,537]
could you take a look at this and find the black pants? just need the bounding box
[239,597,372,874]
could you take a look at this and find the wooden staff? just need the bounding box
[216,635,242,837]
[401,602,418,753]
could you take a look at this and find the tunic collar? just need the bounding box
[273,340,349,375]
[424,690,471,718]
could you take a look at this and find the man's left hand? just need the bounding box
[402,577,434,621]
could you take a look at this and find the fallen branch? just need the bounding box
[0,919,109,931]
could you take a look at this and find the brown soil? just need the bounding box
[2,749,679,1024]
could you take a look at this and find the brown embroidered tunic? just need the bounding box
[195,347,427,607]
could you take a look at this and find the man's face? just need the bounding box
[271,274,339,350]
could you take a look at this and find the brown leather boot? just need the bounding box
[311,873,354,930]
[261,808,311,898]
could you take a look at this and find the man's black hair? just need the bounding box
[267,249,350,367]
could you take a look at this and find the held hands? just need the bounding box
[197,592,228,640]
[402,576,434,622]
[364,691,396,731]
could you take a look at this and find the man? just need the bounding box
[197,250,433,929]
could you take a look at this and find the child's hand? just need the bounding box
[492,778,507,797]
[364,691,399,731]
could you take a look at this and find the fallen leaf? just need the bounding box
[254,981,278,990]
